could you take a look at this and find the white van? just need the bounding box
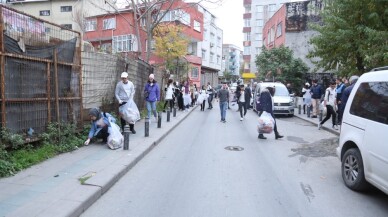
[252,82,294,116]
[336,67,388,194]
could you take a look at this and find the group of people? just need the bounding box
[301,76,359,130]
[84,72,161,147]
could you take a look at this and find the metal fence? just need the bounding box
[0,6,82,134]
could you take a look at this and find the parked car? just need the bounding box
[336,67,388,194]
[252,82,294,116]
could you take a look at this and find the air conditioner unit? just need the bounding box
[210,42,214,47]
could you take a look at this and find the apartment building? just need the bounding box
[191,4,223,87]
[222,44,242,78]
[243,0,291,75]
[6,0,116,33]
[262,0,324,72]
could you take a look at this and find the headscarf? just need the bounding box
[89,108,101,119]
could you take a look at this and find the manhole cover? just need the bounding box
[225,146,244,151]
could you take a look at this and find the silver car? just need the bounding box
[252,82,294,116]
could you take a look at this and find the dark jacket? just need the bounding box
[310,84,322,99]
[339,83,355,111]
[259,89,273,114]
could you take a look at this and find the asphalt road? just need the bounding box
[81,102,388,217]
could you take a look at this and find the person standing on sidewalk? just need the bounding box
[163,78,175,112]
[302,82,311,114]
[144,74,160,121]
[310,79,322,118]
[258,87,284,140]
[318,80,338,130]
[218,83,229,123]
[245,84,252,110]
[335,77,346,124]
[115,72,136,134]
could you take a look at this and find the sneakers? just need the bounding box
[240,117,244,121]
[131,129,136,134]
[258,134,267,139]
[332,125,338,130]
[318,123,322,130]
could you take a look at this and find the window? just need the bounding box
[269,4,277,12]
[191,67,199,78]
[103,18,116,30]
[244,32,250,41]
[210,52,214,63]
[201,49,206,59]
[100,43,112,53]
[39,10,50,16]
[140,17,146,27]
[211,16,215,25]
[217,37,221,47]
[203,28,208,40]
[256,19,264,27]
[145,39,155,51]
[255,33,262,41]
[85,19,97,32]
[217,55,220,64]
[194,20,201,32]
[244,46,250,55]
[276,22,282,37]
[350,82,388,125]
[245,5,251,13]
[244,19,250,27]
[256,5,264,12]
[60,6,72,12]
[61,24,72,30]
[113,34,136,53]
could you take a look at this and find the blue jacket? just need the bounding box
[310,84,322,99]
[339,84,355,111]
[88,112,115,139]
[144,81,160,102]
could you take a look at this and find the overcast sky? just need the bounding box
[116,0,243,49]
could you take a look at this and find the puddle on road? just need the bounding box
[289,137,339,158]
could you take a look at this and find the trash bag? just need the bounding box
[119,99,141,124]
[107,122,123,149]
[257,111,275,134]
[183,93,192,106]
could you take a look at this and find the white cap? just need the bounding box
[149,74,155,79]
[121,72,128,78]
[305,82,310,86]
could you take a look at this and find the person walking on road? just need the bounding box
[245,84,252,110]
[335,77,346,124]
[218,83,229,123]
[144,74,160,121]
[197,85,207,111]
[235,84,247,121]
[318,81,338,130]
[258,87,284,140]
[206,82,214,109]
[310,79,322,118]
[115,72,136,133]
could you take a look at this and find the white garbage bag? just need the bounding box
[107,122,123,149]
[257,111,275,134]
[119,99,141,124]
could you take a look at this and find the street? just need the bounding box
[81,101,388,217]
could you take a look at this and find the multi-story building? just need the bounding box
[262,0,324,73]
[243,0,289,75]
[6,0,116,33]
[222,44,242,79]
[84,0,204,86]
[191,4,223,87]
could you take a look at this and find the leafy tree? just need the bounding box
[308,0,388,76]
[255,45,309,93]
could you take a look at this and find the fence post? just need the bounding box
[145,118,149,137]
[167,110,170,122]
[123,125,130,150]
[157,112,162,128]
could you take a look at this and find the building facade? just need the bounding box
[222,44,242,78]
[6,0,116,33]
[262,0,324,72]
[243,0,289,75]
[192,4,223,87]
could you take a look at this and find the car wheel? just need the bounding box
[341,148,369,191]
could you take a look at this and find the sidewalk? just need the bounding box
[0,107,196,217]
[292,106,340,136]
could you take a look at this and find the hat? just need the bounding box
[305,82,310,86]
[149,74,154,79]
[89,108,101,119]
[121,72,128,78]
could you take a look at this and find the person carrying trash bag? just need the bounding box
[257,86,284,140]
[115,72,137,134]
[84,108,123,149]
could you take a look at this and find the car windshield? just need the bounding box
[274,86,290,96]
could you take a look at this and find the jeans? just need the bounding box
[320,105,337,126]
[208,94,213,108]
[238,101,247,118]
[146,101,157,119]
[219,101,228,121]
